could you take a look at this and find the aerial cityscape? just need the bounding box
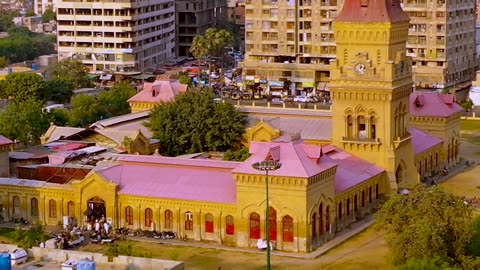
[0,0,480,269]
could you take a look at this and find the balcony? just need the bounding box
[341,137,381,145]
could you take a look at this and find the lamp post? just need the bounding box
[252,159,282,270]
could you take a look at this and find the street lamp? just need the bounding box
[252,159,282,270]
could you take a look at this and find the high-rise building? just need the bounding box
[401,0,476,95]
[56,0,176,73]
[175,0,228,57]
[34,0,57,15]
[243,0,476,97]
[242,0,341,96]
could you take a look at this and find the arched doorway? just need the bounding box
[395,163,405,187]
[85,197,106,221]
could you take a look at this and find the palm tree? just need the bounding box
[190,28,234,88]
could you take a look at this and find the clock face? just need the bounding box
[355,63,366,75]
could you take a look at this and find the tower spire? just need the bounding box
[336,0,409,23]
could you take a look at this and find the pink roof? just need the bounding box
[0,135,13,146]
[97,155,240,204]
[323,146,385,194]
[409,126,443,155]
[128,80,188,104]
[335,0,409,23]
[233,140,337,178]
[410,92,464,117]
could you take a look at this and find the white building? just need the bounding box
[56,0,176,73]
[34,0,57,15]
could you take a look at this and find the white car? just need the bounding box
[294,96,314,103]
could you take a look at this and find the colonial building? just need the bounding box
[128,79,188,113]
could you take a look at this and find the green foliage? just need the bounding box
[466,216,480,256]
[223,147,250,161]
[48,108,70,126]
[98,81,136,117]
[0,26,55,62]
[461,99,474,111]
[51,58,93,89]
[146,90,247,156]
[0,99,50,144]
[25,10,36,17]
[41,8,56,23]
[43,79,74,103]
[69,94,107,127]
[9,221,49,249]
[0,56,8,68]
[376,184,474,267]
[395,256,461,270]
[105,240,152,258]
[190,28,234,59]
[178,72,192,87]
[0,11,18,31]
[0,72,45,102]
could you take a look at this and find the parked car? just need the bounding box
[294,96,314,103]
[271,98,284,105]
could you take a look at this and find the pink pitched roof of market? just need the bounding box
[0,135,13,146]
[409,126,443,155]
[128,79,188,104]
[97,155,240,204]
[410,92,464,117]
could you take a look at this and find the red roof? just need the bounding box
[128,79,187,104]
[0,135,13,147]
[335,0,409,23]
[410,92,464,117]
[409,127,443,155]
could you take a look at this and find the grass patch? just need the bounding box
[461,119,480,131]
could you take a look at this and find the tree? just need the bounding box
[48,108,70,126]
[0,56,8,68]
[146,90,247,156]
[0,99,50,145]
[190,28,234,87]
[69,94,107,127]
[51,58,93,89]
[0,73,45,102]
[395,257,461,270]
[43,79,74,103]
[223,147,250,161]
[376,184,474,267]
[41,8,56,23]
[98,81,136,117]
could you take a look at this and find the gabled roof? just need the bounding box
[90,110,150,129]
[42,125,84,143]
[335,0,409,23]
[0,135,13,146]
[409,126,443,155]
[128,79,188,104]
[410,92,464,117]
[96,155,240,204]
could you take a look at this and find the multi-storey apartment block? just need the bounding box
[175,0,228,57]
[242,0,341,96]
[243,0,476,97]
[56,0,176,73]
[34,0,57,15]
[401,0,477,95]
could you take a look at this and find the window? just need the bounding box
[185,211,193,230]
[354,194,358,211]
[282,216,294,242]
[361,190,366,207]
[325,206,330,233]
[125,206,133,225]
[319,204,323,234]
[375,184,379,199]
[369,187,373,203]
[31,198,38,216]
[205,213,214,233]
[165,210,173,229]
[13,196,20,215]
[226,215,234,235]
[249,212,261,239]
[338,202,342,219]
[346,198,350,216]
[67,201,75,217]
[312,213,317,238]
[49,199,57,218]
[145,208,153,227]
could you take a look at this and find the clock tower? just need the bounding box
[330,0,418,191]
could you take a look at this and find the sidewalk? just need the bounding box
[128,215,375,260]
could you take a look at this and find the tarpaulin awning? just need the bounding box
[131,74,155,80]
[100,74,113,81]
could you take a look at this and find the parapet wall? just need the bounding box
[0,244,184,270]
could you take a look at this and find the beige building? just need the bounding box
[56,0,176,73]
[243,0,476,97]
[175,0,228,57]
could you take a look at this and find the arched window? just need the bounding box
[269,207,277,241]
[49,199,57,218]
[347,115,353,137]
[226,215,234,235]
[319,204,323,234]
[375,184,379,199]
[185,211,193,230]
[145,208,153,227]
[354,194,358,212]
[205,213,214,233]
[125,206,133,225]
[370,116,376,139]
[12,196,20,215]
[358,115,366,139]
[282,216,294,242]
[312,213,317,238]
[369,187,373,203]
[165,210,173,229]
[338,202,342,219]
[325,206,330,233]
[31,198,38,216]
[361,190,366,207]
[346,198,350,216]
[67,201,75,217]
[249,212,260,239]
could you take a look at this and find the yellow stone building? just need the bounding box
[0,0,464,254]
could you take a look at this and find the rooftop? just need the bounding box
[128,80,188,104]
[410,92,464,117]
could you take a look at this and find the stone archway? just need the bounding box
[395,163,405,188]
[85,196,106,221]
